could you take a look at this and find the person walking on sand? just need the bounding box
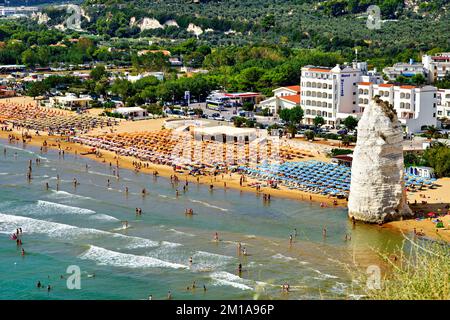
[213,232,219,242]
[289,234,293,245]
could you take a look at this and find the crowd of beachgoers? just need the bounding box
[0,102,117,135]
[71,130,315,171]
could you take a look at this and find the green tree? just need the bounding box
[342,116,359,131]
[304,130,315,141]
[422,143,450,177]
[313,116,325,128]
[27,81,49,99]
[279,106,304,138]
[90,65,107,82]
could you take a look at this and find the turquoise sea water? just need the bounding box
[0,139,405,300]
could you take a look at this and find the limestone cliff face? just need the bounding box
[348,98,412,223]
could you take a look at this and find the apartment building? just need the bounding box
[436,89,450,119]
[422,53,450,83]
[382,60,426,81]
[357,83,437,133]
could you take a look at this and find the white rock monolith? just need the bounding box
[348,98,412,223]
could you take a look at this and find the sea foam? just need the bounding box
[79,245,188,269]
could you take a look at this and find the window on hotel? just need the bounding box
[359,89,363,94]
[406,103,410,109]
[406,93,410,99]
[364,99,368,104]
[400,93,405,98]
[384,92,389,97]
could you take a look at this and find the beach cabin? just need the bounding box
[405,166,435,178]
[113,107,148,120]
[193,126,260,144]
[49,94,93,111]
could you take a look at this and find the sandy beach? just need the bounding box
[1,101,449,243]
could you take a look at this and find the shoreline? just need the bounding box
[1,129,449,244]
[0,129,348,207]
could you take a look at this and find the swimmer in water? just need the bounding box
[189,256,193,265]
[289,234,293,245]
[21,248,25,256]
[213,232,219,242]
[238,263,242,275]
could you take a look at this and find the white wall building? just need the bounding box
[422,53,450,83]
[300,62,371,126]
[436,89,450,119]
[382,60,426,81]
[49,94,93,110]
[357,83,437,133]
[113,107,148,119]
[258,85,300,115]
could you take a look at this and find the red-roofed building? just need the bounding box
[357,82,437,133]
[259,85,301,115]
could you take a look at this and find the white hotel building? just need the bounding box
[436,89,450,119]
[357,83,437,133]
[300,62,382,127]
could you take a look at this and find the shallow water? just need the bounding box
[0,139,404,300]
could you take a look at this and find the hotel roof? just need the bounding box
[280,94,301,104]
[306,68,331,73]
[378,83,394,88]
[272,85,301,93]
[358,82,372,86]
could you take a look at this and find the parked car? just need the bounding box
[337,129,348,135]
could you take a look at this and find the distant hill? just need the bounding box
[33,0,450,56]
